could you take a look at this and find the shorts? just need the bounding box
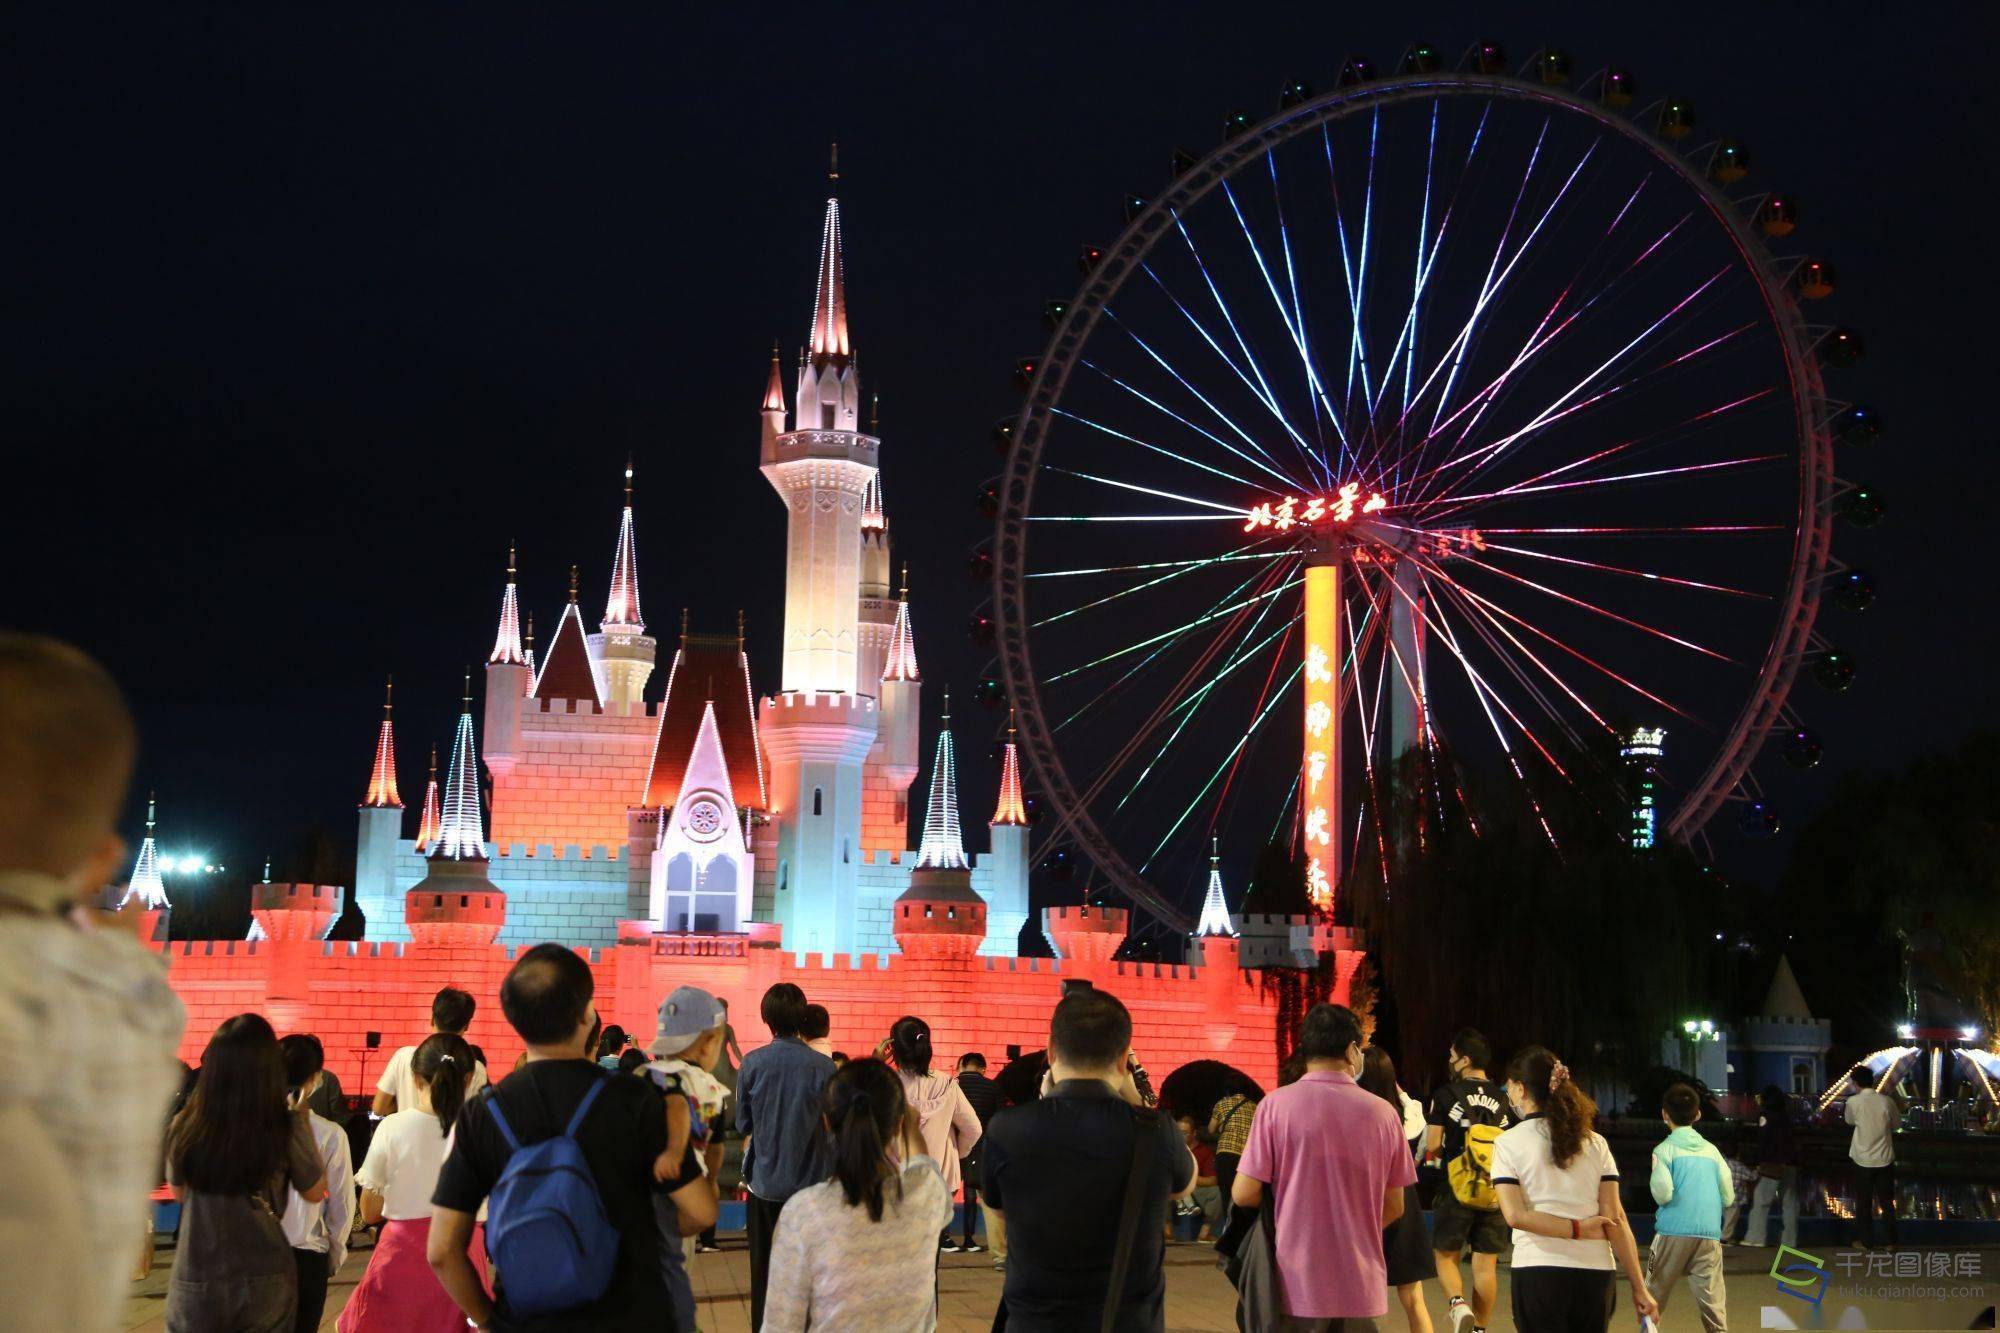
[1431,1188,1509,1255]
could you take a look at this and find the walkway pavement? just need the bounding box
[122,1237,1997,1330]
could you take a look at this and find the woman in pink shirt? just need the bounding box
[886,1015,982,1252]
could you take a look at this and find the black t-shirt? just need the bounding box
[1426,1076,1513,1164]
[982,1080,1195,1333]
[433,1059,671,1332]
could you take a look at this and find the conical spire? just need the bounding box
[414,746,441,852]
[809,151,850,370]
[992,710,1028,826]
[431,673,486,861]
[916,693,968,870]
[534,571,603,705]
[122,792,170,909]
[489,545,525,665]
[603,463,644,631]
[363,675,404,808]
[761,341,787,413]
[861,471,886,532]
[883,567,919,682]
[522,613,537,685]
[1195,834,1238,937]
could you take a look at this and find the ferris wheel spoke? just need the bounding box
[1405,550,1707,726]
[1472,524,1783,538]
[1417,451,1786,518]
[1448,550,1738,664]
[1038,463,1255,519]
[1141,662,1303,872]
[1027,549,1290,580]
[1043,573,1300,685]
[1092,323,1305,488]
[1051,405,1288,496]
[1426,571,1602,747]
[1476,540,1769,599]
[1033,546,1282,629]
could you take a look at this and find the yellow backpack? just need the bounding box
[1447,1122,1505,1211]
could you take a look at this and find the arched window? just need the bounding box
[812,787,823,816]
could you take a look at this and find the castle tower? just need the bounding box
[118,791,171,942]
[759,160,881,956]
[894,700,985,961]
[413,745,440,853]
[251,881,343,943]
[354,676,405,925]
[1194,835,1237,938]
[641,625,767,932]
[984,712,1032,954]
[588,465,657,709]
[867,571,922,842]
[405,675,505,947]
[485,546,530,778]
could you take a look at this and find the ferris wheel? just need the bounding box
[988,43,1881,936]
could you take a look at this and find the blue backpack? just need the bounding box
[483,1074,620,1317]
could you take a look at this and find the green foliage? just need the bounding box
[1778,731,2000,1058]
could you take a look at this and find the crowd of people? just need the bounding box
[0,633,1925,1333]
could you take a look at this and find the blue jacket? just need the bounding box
[1650,1123,1733,1239]
[736,1036,835,1201]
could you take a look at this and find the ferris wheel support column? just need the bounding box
[1302,542,1342,913]
[1389,556,1427,767]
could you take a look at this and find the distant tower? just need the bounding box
[759,154,881,956]
[874,569,922,830]
[413,745,441,853]
[894,697,986,961]
[405,675,504,947]
[1621,727,1666,850]
[915,696,967,871]
[1194,835,1238,938]
[354,676,405,921]
[985,711,1032,955]
[485,547,531,779]
[589,464,657,709]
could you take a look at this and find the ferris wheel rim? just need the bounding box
[994,68,1837,930]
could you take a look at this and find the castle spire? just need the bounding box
[808,163,850,370]
[362,675,404,808]
[916,692,968,870]
[992,710,1028,826]
[431,673,486,861]
[489,545,525,665]
[883,566,919,681]
[762,341,786,413]
[122,791,170,910]
[861,471,886,532]
[414,746,441,852]
[522,613,537,682]
[603,466,644,631]
[1195,833,1238,937]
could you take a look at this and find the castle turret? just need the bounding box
[118,791,170,943]
[984,713,1031,955]
[534,568,604,709]
[877,572,921,790]
[355,676,405,927]
[413,745,440,853]
[251,881,343,943]
[406,675,505,947]
[1194,835,1237,939]
[589,465,657,710]
[1044,904,1130,971]
[760,161,880,957]
[760,342,787,455]
[856,461,894,692]
[894,703,985,960]
[485,546,530,776]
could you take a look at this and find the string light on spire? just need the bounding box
[489,545,525,665]
[861,472,886,532]
[363,675,404,808]
[1195,833,1238,938]
[415,744,441,853]
[809,162,850,365]
[122,791,170,910]
[883,565,920,681]
[604,466,644,631]
[992,709,1028,826]
[431,672,486,861]
[916,691,968,870]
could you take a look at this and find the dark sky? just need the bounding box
[4,4,1991,906]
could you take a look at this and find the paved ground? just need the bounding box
[123,1235,1998,1330]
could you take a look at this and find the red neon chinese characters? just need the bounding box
[1244,483,1387,533]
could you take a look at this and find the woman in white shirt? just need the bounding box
[1491,1045,1657,1333]
[338,1034,485,1332]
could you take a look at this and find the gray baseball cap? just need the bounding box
[649,984,725,1056]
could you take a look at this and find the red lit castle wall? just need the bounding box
[859,753,910,850]
[487,699,654,850]
[160,898,1345,1095]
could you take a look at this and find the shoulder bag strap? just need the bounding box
[1100,1106,1158,1333]
[486,1096,521,1153]
[564,1071,609,1138]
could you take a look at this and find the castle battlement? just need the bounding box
[525,696,658,721]
[492,842,623,861]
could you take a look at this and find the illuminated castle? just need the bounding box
[349,181,1031,960]
[145,171,1362,1096]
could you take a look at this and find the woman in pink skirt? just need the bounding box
[339,1033,488,1331]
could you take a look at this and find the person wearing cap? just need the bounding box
[644,985,727,1331]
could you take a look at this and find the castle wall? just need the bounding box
[859,754,910,851]
[356,840,629,950]
[488,698,655,850]
[162,929,1290,1097]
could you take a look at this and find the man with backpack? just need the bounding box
[1425,1028,1512,1333]
[428,944,671,1331]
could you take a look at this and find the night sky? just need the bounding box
[4,4,1990,909]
